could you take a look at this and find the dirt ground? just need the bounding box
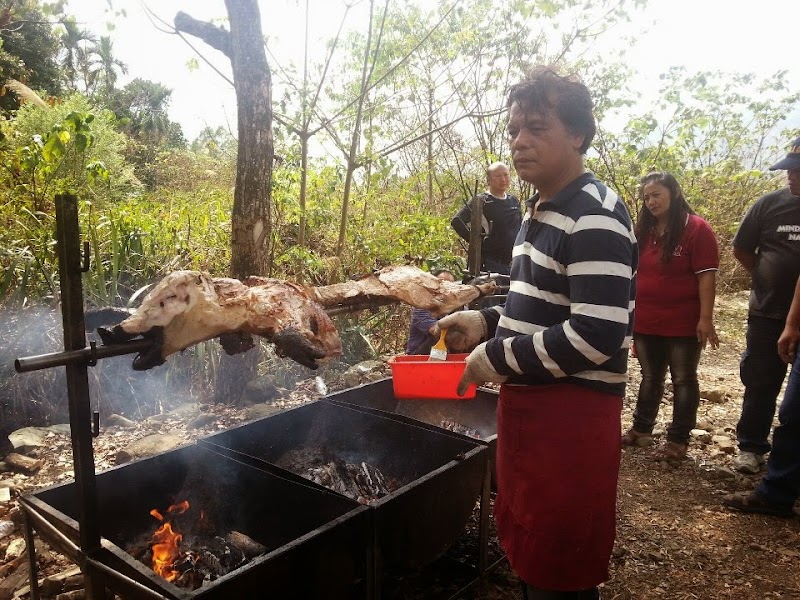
[2,291,800,599]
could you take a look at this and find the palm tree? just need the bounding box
[120,78,173,142]
[93,36,128,95]
[60,17,96,90]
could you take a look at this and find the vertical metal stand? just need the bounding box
[22,511,40,600]
[54,193,106,599]
[478,458,491,574]
[467,190,483,278]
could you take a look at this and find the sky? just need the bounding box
[65,0,800,143]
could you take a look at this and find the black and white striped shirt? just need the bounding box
[481,172,638,397]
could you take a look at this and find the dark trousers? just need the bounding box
[737,315,789,454]
[483,256,510,275]
[522,584,600,599]
[756,356,800,507]
[632,333,701,444]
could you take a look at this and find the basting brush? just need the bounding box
[429,328,448,361]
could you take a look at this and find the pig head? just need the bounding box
[98,270,342,370]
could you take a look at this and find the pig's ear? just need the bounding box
[85,307,134,330]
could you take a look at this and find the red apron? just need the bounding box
[494,383,622,591]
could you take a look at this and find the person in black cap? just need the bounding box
[730,136,800,475]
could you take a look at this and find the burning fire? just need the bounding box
[149,500,190,581]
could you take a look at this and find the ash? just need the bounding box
[439,420,482,439]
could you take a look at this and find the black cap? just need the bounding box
[769,136,800,171]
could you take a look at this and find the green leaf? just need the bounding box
[42,134,65,162]
[86,161,110,185]
[75,132,90,152]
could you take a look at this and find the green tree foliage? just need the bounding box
[3,93,137,204]
[0,0,63,114]
[57,16,97,91]
[295,0,646,256]
[0,93,138,305]
[93,35,128,96]
[190,125,237,159]
[107,78,186,188]
[591,68,800,289]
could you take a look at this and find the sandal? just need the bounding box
[621,429,651,446]
[651,441,688,461]
[722,491,795,518]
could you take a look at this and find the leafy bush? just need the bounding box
[2,93,137,205]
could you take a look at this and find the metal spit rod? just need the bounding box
[14,339,154,373]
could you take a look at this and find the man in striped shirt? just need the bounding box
[439,67,637,599]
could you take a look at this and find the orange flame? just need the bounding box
[151,522,183,581]
[149,500,191,581]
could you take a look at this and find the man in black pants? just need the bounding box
[451,162,522,275]
[732,137,800,474]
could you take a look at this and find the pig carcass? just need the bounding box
[95,271,342,370]
[307,265,496,317]
[91,266,497,371]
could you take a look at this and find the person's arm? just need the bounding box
[696,271,719,349]
[778,277,800,363]
[731,199,762,274]
[410,309,438,337]
[692,219,720,350]
[451,202,472,242]
[732,246,756,274]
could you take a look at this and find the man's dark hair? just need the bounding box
[507,66,596,153]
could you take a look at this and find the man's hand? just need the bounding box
[457,342,507,396]
[437,310,488,353]
[777,326,800,364]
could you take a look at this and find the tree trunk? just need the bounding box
[224,0,274,279]
[336,0,378,256]
[175,1,273,403]
[174,3,274,278]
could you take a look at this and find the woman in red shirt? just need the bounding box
[622,171,720,460]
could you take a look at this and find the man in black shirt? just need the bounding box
[731,136,800,474]
[451,162,522,275]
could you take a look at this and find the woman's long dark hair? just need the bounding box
[634,171,695,262]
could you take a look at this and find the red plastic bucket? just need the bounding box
[388,354,477,400]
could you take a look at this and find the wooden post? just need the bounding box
[467,180,483,277]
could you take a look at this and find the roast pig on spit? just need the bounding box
[90,266,497,371]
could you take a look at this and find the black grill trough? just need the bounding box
[199,399,490,571]
[25,444,372,600]
[326,378,499,485]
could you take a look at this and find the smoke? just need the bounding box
[0,305,204,442]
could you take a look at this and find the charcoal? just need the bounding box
[137,535,248,591]
[307,460,391,504]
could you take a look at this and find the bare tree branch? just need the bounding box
[174,11,232,58]
[140,3,235,87]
